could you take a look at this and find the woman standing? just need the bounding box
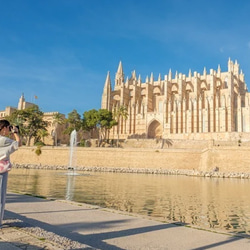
[0,119,21,226]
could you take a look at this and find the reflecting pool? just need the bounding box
[8,168,250,236]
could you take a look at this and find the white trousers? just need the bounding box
[0,172,8,226]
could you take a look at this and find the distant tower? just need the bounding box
[18,93,25,110]
[101,71,112,110]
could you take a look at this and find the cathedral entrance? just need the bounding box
[148,120,162,138]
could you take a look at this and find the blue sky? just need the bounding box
[1,0,250,117]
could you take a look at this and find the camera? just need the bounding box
[9,125,19,133]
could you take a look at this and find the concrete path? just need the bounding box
[2,193,250,249]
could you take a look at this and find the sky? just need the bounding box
[1,0,250,117]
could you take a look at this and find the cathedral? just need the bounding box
[102,59,250,140]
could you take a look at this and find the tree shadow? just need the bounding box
[6,192,51,204]
[4,209,181,250]
[160,138,173,148]
[191,235,248,250]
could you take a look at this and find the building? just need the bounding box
[0,94,68,145]
[42,112,68,146]
[0,94,34,118]
[102,59,250,140]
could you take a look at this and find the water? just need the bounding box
[8,168,250,236]
[67,129,80,177]
[68,129,77,170]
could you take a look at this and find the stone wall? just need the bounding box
[10,145,250,173]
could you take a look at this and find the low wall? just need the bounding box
[11,147,202,170]
[210,147,250,173]
[9,146,250,173]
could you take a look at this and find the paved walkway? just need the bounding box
[0,193,250,249]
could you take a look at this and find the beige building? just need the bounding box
[102,59,250,140]
[0,94,34,118]
[0,94,68,145]
[41,111,68,146]
[0,106,17,119]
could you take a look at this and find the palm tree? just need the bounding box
[37,129,49,144]
[114,105,128,147]
[52,113,65,146]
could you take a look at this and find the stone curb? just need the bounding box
[13,164,250,179]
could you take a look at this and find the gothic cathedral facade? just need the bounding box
[101,59,250,140]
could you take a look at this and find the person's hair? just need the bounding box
[0,120,10,131]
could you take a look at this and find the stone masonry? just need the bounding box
[102,59,250,140]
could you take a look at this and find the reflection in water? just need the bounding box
[66,175,75,200]
[7,169,250,236]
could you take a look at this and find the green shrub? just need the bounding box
[35,146,42,156]
[79,139,85,147]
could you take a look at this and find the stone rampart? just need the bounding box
[9,145,250,174]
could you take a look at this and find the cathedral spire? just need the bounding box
[228,57,234,72]
[131,70,137,85]
[150,72,154,84]
[125,76,129,87]
[101,71,112,110]
[203,67,207,76]
[131,70,137,80]
[115,61,124,86]
[234,60,239,75]
[188,69,192,78]
[158,73,161,82]
[138,74,141,85]
[104,71,111,89]
[217,64,221,73]
[117,61,123,75]
[168,69,172,81]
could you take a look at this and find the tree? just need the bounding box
[37,129,49,144]
[7,105,49,146]
[82,109,99,138]
[52,113,65,146]
[82,109,116,146]
[98,109,117,145]
[113,106,128,147]
[64,109,82,135]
